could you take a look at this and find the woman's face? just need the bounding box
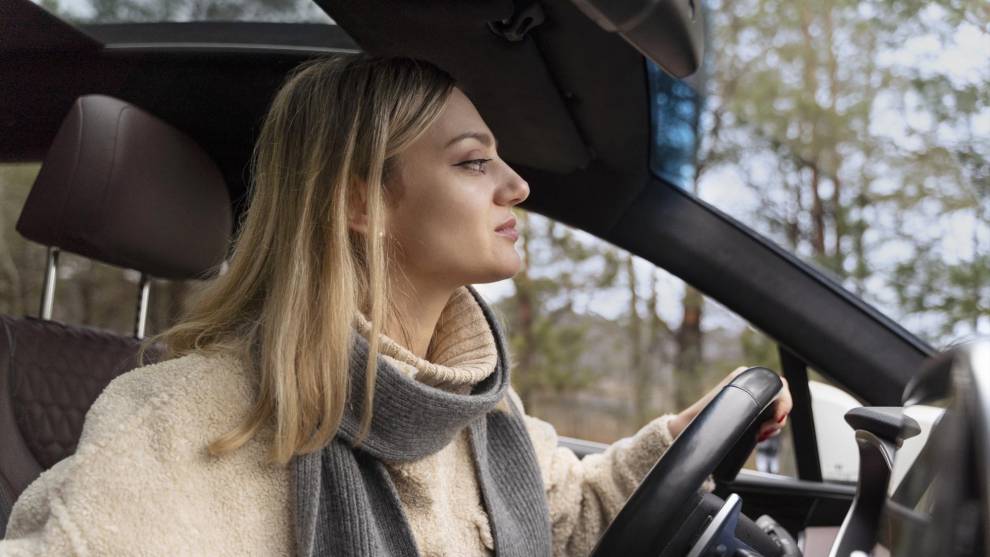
[385,87,530,290]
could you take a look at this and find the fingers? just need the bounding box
[757,425,781,443]
[773,376,793,426]
[758,376,793,442]
[699,366,795,445]
[757,415,785,441]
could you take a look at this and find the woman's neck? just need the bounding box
[384,282,456,359]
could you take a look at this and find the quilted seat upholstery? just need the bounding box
[0,316,163,536]
[1,316,160,469]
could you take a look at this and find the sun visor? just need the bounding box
[316,0,592,174]
[569,0,705,78]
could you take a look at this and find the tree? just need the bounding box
[699,0,989,346]
[497,212,621,409]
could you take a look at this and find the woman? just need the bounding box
[0,54,790,556]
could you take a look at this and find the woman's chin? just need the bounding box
[499,254,524,278]
[458,250,524,285]
[476,259,522,283]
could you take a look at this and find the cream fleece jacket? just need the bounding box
[0,288,679,556]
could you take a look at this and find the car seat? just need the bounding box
[0,95,232,536]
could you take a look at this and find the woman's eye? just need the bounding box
[458,158,492,173]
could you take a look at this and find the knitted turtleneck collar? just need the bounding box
[353,286,498,391]
[294,285,553,557]
[332,285,507,463]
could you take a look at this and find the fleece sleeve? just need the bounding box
[0,354,293,557]
[507,389,711,557]
[0,457,83,556]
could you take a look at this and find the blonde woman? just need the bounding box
[0,54,791,556]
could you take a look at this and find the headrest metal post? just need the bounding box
[135,273,151,339]
[40,246,59,320]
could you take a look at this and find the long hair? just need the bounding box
[146,54,456,465]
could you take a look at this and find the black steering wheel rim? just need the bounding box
[590,367,783,557]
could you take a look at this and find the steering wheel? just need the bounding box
[590,367,786,557]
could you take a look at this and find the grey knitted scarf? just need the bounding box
[292,288,552,557]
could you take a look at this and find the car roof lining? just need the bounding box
[0,0,101,52]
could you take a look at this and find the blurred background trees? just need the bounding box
[698,0,988,341]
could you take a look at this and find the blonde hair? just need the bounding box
[146,54,456,465]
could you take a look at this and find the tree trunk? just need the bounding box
[674,286,704,410]
[514,212,537,410]
[825,3,845,276]
[647,270,675,410]
[626,255,649,425]
[799,0,826,259]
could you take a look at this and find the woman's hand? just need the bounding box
[667,366,793,441]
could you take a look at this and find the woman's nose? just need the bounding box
[498,162,529,206]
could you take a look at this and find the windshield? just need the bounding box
[648,60,702,190]
[31,0,332,24]
[650,0,989,349]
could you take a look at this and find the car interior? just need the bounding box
[1,0,986,555]
[0,93,232,535]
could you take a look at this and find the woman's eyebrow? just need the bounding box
[444,131,498,150]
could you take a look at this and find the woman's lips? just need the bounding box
[495,217,518,241]
[496,226,519,241]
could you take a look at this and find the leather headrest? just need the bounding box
[16,95,232,280]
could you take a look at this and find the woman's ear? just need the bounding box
[347,180,370,235]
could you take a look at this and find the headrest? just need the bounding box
[16,95,232,280]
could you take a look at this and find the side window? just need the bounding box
[0,163,41,319]
[474,211,798,477]
[0,163,194,336]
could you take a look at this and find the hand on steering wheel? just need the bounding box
[590,367,788,557]
[669,366,793,442]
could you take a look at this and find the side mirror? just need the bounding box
[569,0,705,78]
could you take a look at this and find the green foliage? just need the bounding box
[893,245,989,340]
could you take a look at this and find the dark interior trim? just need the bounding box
[729,469,855,499]
[82,22,360,52]
[0,0,101,52]
[780,346,824,482]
